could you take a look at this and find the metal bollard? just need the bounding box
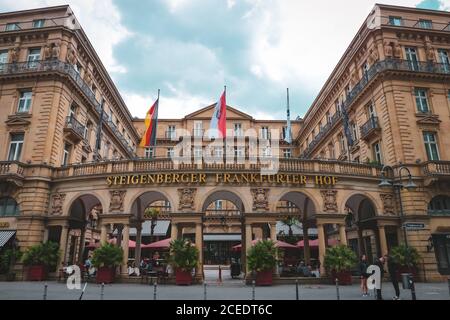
[409,276,417,300]
[295,279,299,300]
[153,281,157,300]
[448,277,450,297]
[43,283,48,300]
[100,283,104,300]
[335,278,340,301]
[252,280,255,300]
[204,283,207,300]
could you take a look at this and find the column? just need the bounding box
[171,222,178,241]
[303,225,311,265]
[121,224,130,275]
[100,224,108,244]
[58,225,69,268]
[270,222,277,241]
[397,226,404,246]
[77,227,86,264]
[135,224,142,267]
[357,227,364,256]
[43,228,49,243]
[317,223,326,276]
[245,224,252,276]
[195,223,203,280]
[378,226,388,256]
[339,224,348,246]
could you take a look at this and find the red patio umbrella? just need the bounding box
[142,238,171,250]
[231,239,299,251]
[296,238,339,248]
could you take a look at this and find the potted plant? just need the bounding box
[21,241,60,281]
[0,248,22,281]
[390,245,420,281]
[324,245,357,285]
[169,239,199,285]
[247,240,277,286]
[91,243,123,284]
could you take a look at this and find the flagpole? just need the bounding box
[286,88,292,145]
[224,85,227,164]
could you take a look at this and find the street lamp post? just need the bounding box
[379,165,417,248]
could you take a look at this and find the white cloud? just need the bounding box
[441,0,450,9]
[0,0,130,74]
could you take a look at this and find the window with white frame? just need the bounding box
[438,49,449,72]
[144,147,154,158]
[27,48,41,68]
[62,143,71,166]
[351,122,358,141]
[167,147,174,158]
[260,126,269,139]
[167,125,176,139]
[214,200,223,210]
[214,147,223,158]
[17,91,32,113]
[0,50,8,71]
[405,47,419,71]
[283,148,292,159]
[194,121,203,137]
[262,146,272,158]
[326,111,332,124]
[372,141,383,164]
[415,88,430,113]
[32,19,45,28]
[0,197,20,216]
[234,123,243,137]
[328,143,335,159]
[339,134,346,154]
[5,23,20,31]
[193,146,202,158]
[367,102,376,119]
[234,146,245,158]
[423,132,440,161]
[419,19,433,29]
[389,16,402,26]
[8,133,24,161]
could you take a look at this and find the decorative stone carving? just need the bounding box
[251,188,269,211]
[9,46,20,63]
[109,190,126,212]
[380,193,395,215]
[66,46,77,65]
[178,188,196,211]
[51,42,60,59]
[393,43,402,58]
[43,44,52,60]
[84,70,93,87]
[51,193,66,216]
[384,41,393,58]
[367,46,379,65]
[425,43,435,61]
[320,189,338,213]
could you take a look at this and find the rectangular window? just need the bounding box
[167,125,176,139]
[27,48,41,68]
[260,126,269,139]
[438,49,450,73]
[362,61,369,76]
[0,50,8,71]
[17,91,32,113]
[234,146,244,158]
[5,23,20,31]
[193,146,202,158]
[415,88,430,113]
[32,19,45,28]
[351,122,358,141]
[144,148,155,159]
[419,19,433,29]
[373,141,383,164]
[8,133,24,161]
[405,47,419,71]
[283,149,292,159]
[214,147,223,158]
[62,143,71,166]
[167,147,174,158]
[262,146,272,158]
[214,200,223,210]
[194,121,203,137]
[339,134,346,154]
[326,111,332,124]
[423,132,440,161]
[234,123,242,137]
[389,16,402,26]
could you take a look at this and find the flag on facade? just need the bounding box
[285,88,292,144]
[208,88,227,139]
[341,102,354,147]
[140,91,160,147]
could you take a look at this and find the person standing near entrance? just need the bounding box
[359,255,369,296]
[385,254,401,300]
[374,256,386,300]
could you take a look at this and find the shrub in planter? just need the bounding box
[91,243,123,284]
[247,240,277,286]
[324,245,357,285]
[169,239,199,285]
[21,242,60,281]
[0,248,22,281]
[390,245,420,280]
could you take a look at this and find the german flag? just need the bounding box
[140,97,159,147]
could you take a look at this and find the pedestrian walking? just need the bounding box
[374,256,386,300]
[385,254,401,300]
[359,254,369,296]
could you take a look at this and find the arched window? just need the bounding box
[0,197,20,216]
[428,196,450,215]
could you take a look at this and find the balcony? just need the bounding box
[0,161,25,186]
[360,116,381,141]
[192,129,205,138]
[64,116,86,143]
[0,59,136,157]
[381,16,450,32]
[300,58,450,158]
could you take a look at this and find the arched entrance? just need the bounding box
[344,194,398,263]
[201,190,245,280]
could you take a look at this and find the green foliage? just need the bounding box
[21,242,60,269]
[144,207,160,219]
[281,216,300,237]
[247,240,277,272]
[91,243,123,268]
[324,245,358,272]
[0,249,22,274]
[169,239,199,272]
[390,245,421,268]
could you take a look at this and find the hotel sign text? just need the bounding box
[106,173,338,186]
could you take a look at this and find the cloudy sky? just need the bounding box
[1,0,449,119]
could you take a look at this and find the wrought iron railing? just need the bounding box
[360,116,380,138]
[0,59,136,156]
[65,116,86,138]
[380,16,450,32]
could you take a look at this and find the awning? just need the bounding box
[0,231,16,248]
[203,234,242,242]
[129,220,170,237]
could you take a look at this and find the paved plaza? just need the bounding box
[0,278,448,300]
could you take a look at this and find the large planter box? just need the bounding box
[255,270,273,286]
[96,267,115,284]
[175,269,193,285]
[27,265,47,281]
[395,266,417,282]
[331,270,352,285]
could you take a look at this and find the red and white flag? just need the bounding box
[209,89,226,139]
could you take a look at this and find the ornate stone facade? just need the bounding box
[250,188,269,211]
[109,190,126,213]
[178,188,196,211]
[320,190,338,213]
[51,193,66,216]
[380,193,395,216]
